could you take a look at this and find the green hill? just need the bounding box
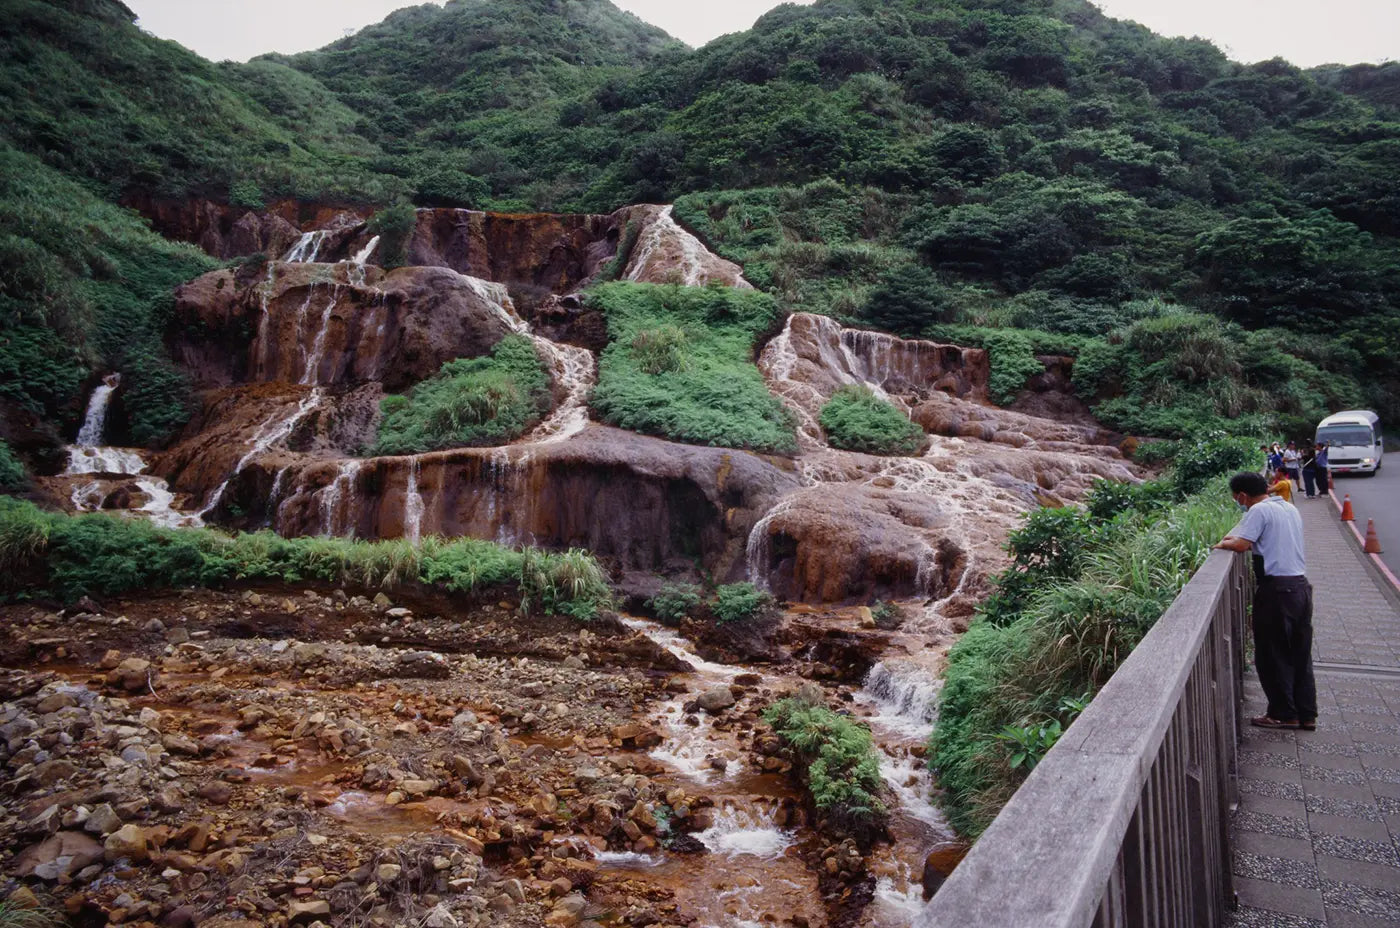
[2,0,1397,446]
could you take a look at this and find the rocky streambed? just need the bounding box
[0,587,962,928]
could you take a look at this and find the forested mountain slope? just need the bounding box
[2,0,1397,452]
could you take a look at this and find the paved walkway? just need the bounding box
[1230,498,1400,928]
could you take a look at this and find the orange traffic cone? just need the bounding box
[1340,495,1355,521]
[1364,519,1383,554]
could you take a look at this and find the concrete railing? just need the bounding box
[916,550,1251,927]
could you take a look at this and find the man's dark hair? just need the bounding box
[1230,471,1269,496]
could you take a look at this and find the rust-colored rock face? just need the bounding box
[407,210,618,292]
[95,201,1145,610]
[171,263,518,391]
[125,195,368,260]
[748,312,1140,605]
[182,424,799,585]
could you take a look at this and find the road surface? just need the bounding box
[1330,456,1400,577]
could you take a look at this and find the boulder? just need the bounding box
[104,824,149,862]
[14,831,104,880]
[695,687,737,714]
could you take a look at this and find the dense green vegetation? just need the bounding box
[3,0,1397,444]
[0,0,397,203]
[930,436,1258,836]
[819,385,927,456]
[0,497,611,617]
[0,441,23,491]
[764,696,888,843]
[0,146,218,439]
[645,580,776,624]
[588,282,796,453]
[371,335,552,455]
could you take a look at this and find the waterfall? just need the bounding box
[452,271,596,445]
[744,496,796,591]
[403,456,425,544]
[300,289,341,385]
[199,389,324,518]
[859,662,941,738]
[351,235,379,268]
[626,205,720,288]
[525,340,596,444]
[284,230,330,263]
[75,374,120,447]
[319,460,363,537]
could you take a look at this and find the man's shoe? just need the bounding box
[1299,720,1317,731]
[1250,715,1299,729]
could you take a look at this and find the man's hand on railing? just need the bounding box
[1214,536,1253,553]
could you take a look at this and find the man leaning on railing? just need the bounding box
[1213,471,1317,731]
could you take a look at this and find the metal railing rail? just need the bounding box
[916,550,1250,928]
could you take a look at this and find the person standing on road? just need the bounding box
[1282,442,1301,488]
[1214,471,1317,730]
[1314,442,1330,495]
[1301,441,1319,498]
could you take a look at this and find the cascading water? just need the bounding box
[74,374,119,447]
[284,230,330,263]
[318,460,363,537]
[619,617,744,782]
[63,375,201,528]
[853,659,956,925]
[525,340,596,444]
[626,205,729,288]
[199,389,324,518]
[300,289,341,386]
[402,457,425,543]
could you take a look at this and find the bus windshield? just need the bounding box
[1317,425,1374,447]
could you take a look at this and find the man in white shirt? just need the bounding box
[1214,471,1316,730]
[1281,442,1301,488]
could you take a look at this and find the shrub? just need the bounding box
[518,547,613,621]
[0,497,611,618]
[0,441,24,491]
[371,335,551,454]
[871,600,904,629]
[589,283,796,454]
[819,385,927,456]
[648,582,702,623]
[860,264,955,336]
[711,582,775,624]
[367,199,418,269]
[930,477,1241,837]
[1170,434,1261,495]
[630,325,687,374]
[980,330,1046,405]
[763,697,887,843]
[228,179,265,209]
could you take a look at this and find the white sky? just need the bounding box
[125,0,1398,69]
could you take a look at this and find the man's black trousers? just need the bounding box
[1253,576,1317,723]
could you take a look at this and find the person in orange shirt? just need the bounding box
[1269,473,1293,502]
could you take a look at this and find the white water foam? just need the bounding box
[283,230,330,263]
[319,460,363,537]
[403,456,425,544]
[619,617,743,783]
[695,803,793,858]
